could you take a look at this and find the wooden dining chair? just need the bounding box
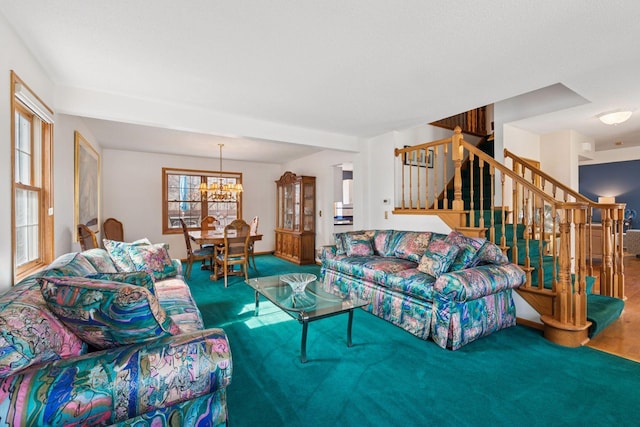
[198,215,220,268]
[103,217,124,241]
[77,224,98,251]
[214,219,251,287]
[248,216,259,271]
[180,218,215,279]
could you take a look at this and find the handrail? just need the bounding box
[505,147,625,297]
[394,126,625,347]
[504,148,593,204]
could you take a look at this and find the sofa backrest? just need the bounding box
[43,252,99,277]
[332,229,508,270]
[334,230,448,261]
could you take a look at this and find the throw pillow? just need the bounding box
[0,276,87,379]
[417,240,460,278]
[344,234,374,256]
[103,239,177,280]
[372,230,394,256]
[334,232,347,255]
[103,239,137,272]
[80,248,118,273]
[475,240,510,265]
[85,271,156,294]
[126,243,177,280]
[335,231,374,255]
[445,231,486,271]
[39,276,181,350]
[393,231,433,262]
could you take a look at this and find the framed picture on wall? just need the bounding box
[74,131,100,236]
[403,145,434,168]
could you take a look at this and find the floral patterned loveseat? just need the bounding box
[321,230,526,350]
[0,243,231,426]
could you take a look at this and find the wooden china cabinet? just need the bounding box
[275,171,316,264]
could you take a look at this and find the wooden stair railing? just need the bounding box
[394,126,611,347]
[505,149,626,300]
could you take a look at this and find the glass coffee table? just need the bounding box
[246,274,368,363]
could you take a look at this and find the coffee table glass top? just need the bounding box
[246,274,367,319]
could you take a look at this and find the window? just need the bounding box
[162,167,243,234]
[11,71,54,279]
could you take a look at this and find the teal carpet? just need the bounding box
[185,255,640,426]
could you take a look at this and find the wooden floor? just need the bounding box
[586,255,640,362]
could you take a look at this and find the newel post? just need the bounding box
[540,203,591,347]
[600,206,614,296]
[452,126,464,211]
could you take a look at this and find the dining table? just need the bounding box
[188,230,263,280]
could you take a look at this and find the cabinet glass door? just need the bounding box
[277,185,283,228]
[284,183,294,230]
[303,182,314,231]
[293,183,301,231]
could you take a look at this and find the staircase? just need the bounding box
[393,126,626,347]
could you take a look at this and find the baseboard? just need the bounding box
[516,317,544,331]
[254,250,275,256]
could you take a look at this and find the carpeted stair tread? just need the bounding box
[587,294,625,338]
[447,144,624,339]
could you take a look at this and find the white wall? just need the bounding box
[0,15,56,291]
[503,124,541,161]
[540,129,582,191]
[102,149,280,260]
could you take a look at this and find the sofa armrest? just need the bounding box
[0,329,231,426]
[320,245,338,260]
[171,258,183,276]
[434,263,526,302]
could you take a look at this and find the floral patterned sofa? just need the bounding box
[0,242,231,426]
[321,230,526,350]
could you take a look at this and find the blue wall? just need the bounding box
[579,160,640,228]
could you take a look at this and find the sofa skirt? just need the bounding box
[322,268,432,340]
[431,289,517,350]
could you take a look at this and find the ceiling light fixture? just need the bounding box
[598,110,632,125]
[199,144,243,201]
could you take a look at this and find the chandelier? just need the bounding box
[199,143,243,201]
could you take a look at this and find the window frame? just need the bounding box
[11,71,54,281]
[162,167,243,234]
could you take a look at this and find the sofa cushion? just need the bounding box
[361,257,418,284]
[475,240,509,265]
[80,248,118,273]
[85,271,156,295]
[445,231,486,271]
[0,276,87,378]
[384,268,436,302]
[334,231,374,255]
[39,276,181,350]
[392,231,433,262]
[323,255,380,278]
[372,230,395,256]
[104,239,178,280]
[344,233,375,256]
[417,239,460,278]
